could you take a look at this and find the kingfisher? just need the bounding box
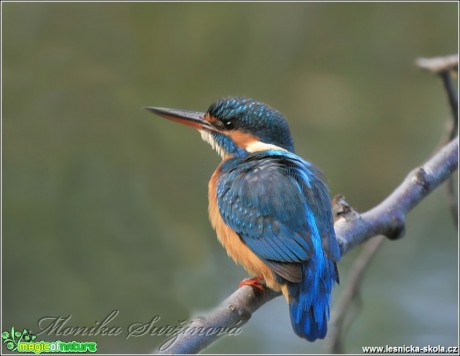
[145,97,340,341]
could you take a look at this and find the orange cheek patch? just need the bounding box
[205,115,263,150]
[205,116,286,153]
[227,130,260,150]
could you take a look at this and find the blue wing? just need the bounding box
[217,150,340,283]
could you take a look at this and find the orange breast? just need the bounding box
[208,166,289,299]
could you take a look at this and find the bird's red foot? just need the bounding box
[238,276,265,293]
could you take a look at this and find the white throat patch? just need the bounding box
[199,130,226,159]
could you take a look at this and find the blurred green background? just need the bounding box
[2,2,458,354]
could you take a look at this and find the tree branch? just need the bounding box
[324,55,460,353]
[336,138,458,254]
[154,286,279,354]
[416,54,458,226]
[154,137,458,354]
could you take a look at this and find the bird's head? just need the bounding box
[145,97,295,159]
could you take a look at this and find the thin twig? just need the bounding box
[444,115,458,227]
[446,171,458,227]
[439,68,458,227]
[326,236,385,353]
[154,137,458,354]
[439,71,458,127]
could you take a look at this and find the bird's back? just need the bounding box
[208,149,340,340]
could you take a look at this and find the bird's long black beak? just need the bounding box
[144,106,217,132]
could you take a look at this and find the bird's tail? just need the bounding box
[287,259,338,341]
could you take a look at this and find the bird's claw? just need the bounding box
[238,276,265,293]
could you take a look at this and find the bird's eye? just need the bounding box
[223,120,234,129]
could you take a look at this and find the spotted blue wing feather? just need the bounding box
[217,150,339,282]
[217,150,340,341]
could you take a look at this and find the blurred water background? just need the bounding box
[2,2,458,354]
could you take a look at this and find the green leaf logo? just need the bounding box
[1,327,36,352]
